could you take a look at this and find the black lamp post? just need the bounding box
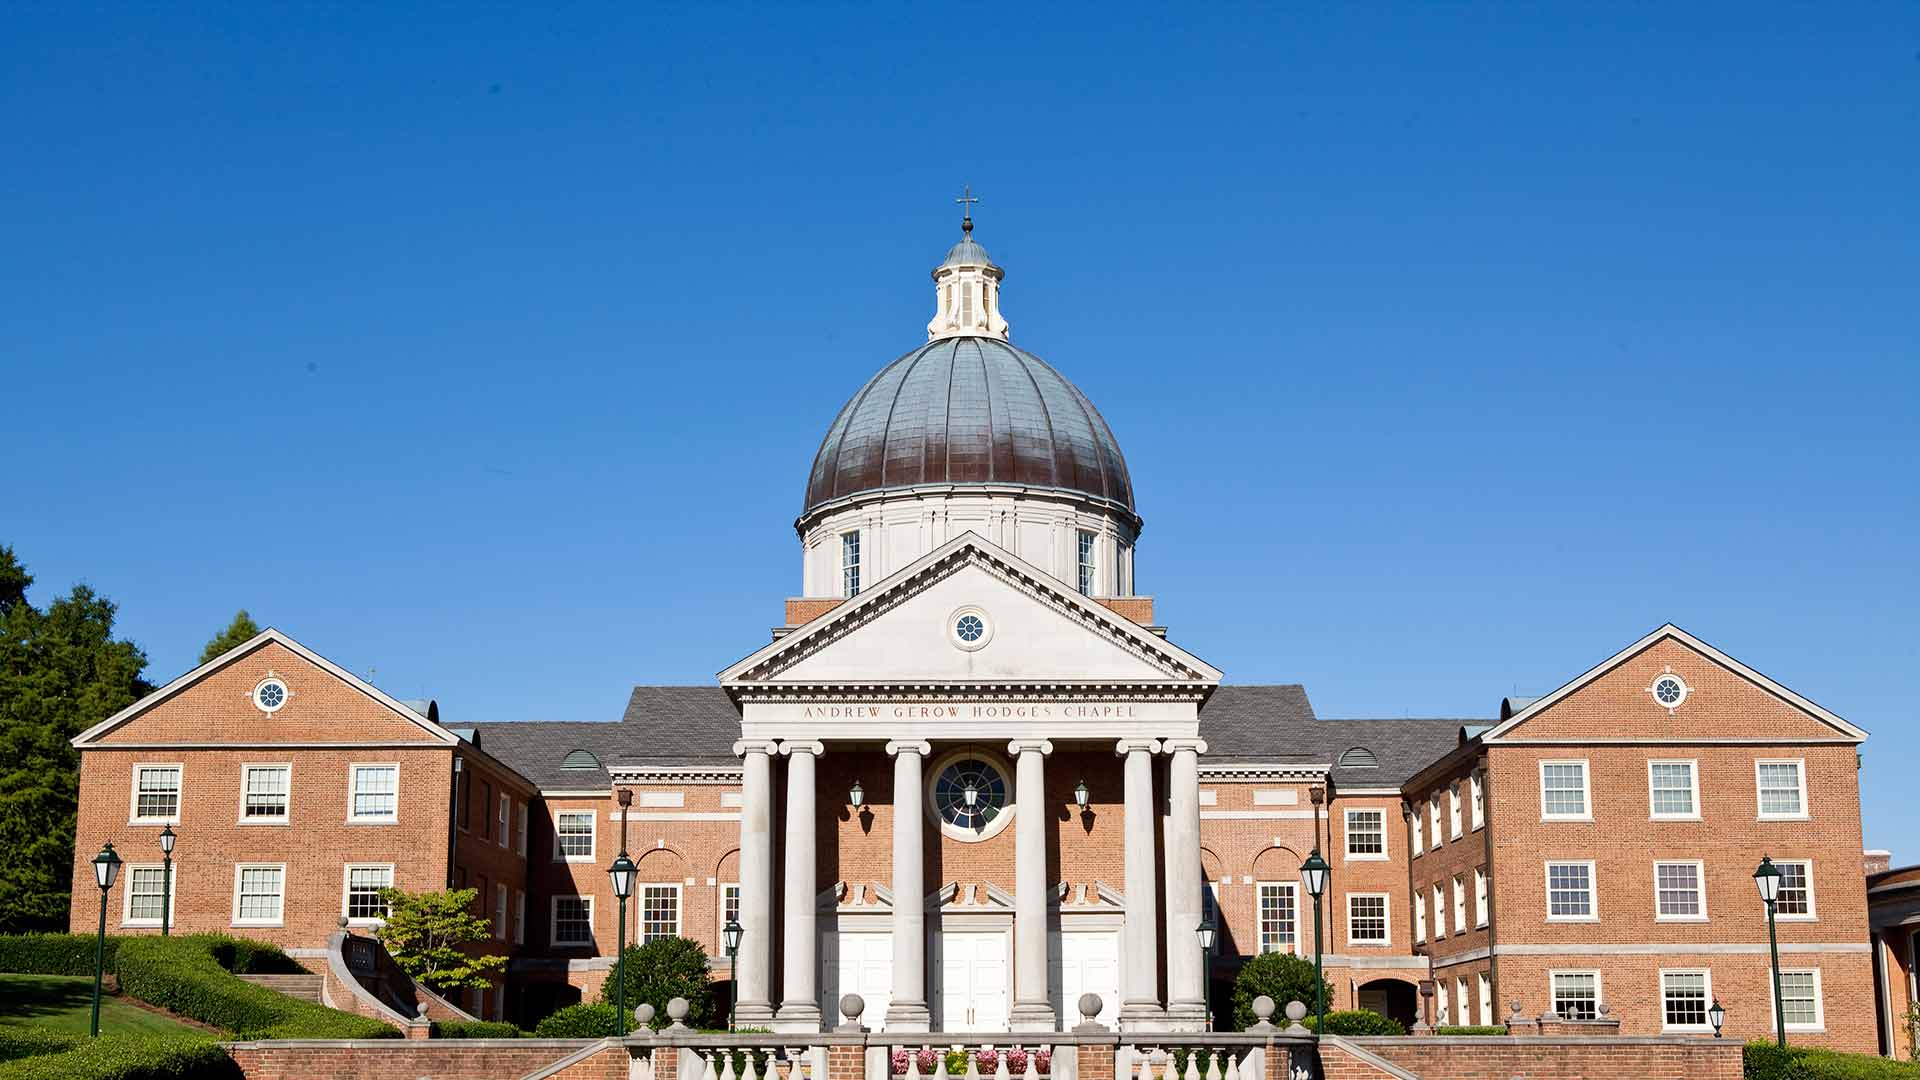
[89,841,123,1038]
[607,850,637,1036]
[157,826,176,937]
[1196,916,1218,1030]
[1709,998,1726,1038]
[1754,856,1787,1048]
[1300,849,1330,1037]
[722,918,743,1032]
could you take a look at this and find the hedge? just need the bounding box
[1436,1025,1509,1036]
[0,934,122,977]
[1307,1009,1407,1036]
[1744,1041,1920,1079]
[113,934,395,1039]
[0,1030,79,1064]
[533,1002,617,1038]
[0,1033,237,1080]
[431,1019,522,1039]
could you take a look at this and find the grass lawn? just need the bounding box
[0,973,200,1037]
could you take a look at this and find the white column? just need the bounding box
[885,740,933,1031]
[1008,739,1056,1030]
[732,739,778,1025]
[1116,738,1163,1028]
[777,741,825,1031]
[1161,738,1209,1030]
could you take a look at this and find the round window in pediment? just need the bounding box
[252,677,290,714]
[1650,672,1690,711]
[926,750,1014,842]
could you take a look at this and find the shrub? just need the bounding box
[113,934,395,1039]
[1229,951,1333,1031]
[0,934,121,976]
[598,936,712,1030]
[1743,1041,1920,1079]
[0,1032,238,1080]
[533,1002,618,1038]
[1436,1025,1507,1036]
[0,1030,79,1064]
[431,1019,522,1039]
[1307,1009,1406,1036]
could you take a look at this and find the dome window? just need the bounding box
[1339,747,1379,769]
[561,750,601,771]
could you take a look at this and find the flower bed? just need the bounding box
[890,1047,1051,1076]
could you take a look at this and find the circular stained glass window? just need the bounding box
[933,758,1007,831]
[253,678,288,713]
[1652,674,1688,708]
[956,614,985,642]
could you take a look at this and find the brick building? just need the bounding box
[66,220,1882,1053]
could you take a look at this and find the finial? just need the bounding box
[956,184,979,234]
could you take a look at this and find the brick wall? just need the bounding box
[1328,1035,1743,1080]
[226,1038,606,1080]
[1092,597,1154,625]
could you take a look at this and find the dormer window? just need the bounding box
[1339,747,1379,769]
[561,750,600,771]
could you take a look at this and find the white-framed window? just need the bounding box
[343,864,394,924]
[1257,882,1298,954]
[1470,772,1485,831]
[1448,784,1463,839]
[240,764,290,822]
[1654,861,1707,921]
[1757,759,1808,819]
[554,810,596,861]
[1347,894,1389,945]
[232,863,286,926]
[1436,979,1450,1025]
[1551,970,1600,1020]
[1452,875,1467,935]
[1478,973,1493,1026]
[131,764,183,824]
[641,884,680,942]
[1660,969,1713,1031]
[1776,969,1825,1032]
[1076,529,1097,597]
[551,895,594,946]
[122,865,175,927]
[1432,884,1446,938]
[1775,859,1816,919]
[1429,796,1443,847]
[348,764,399,823]
[1412,811,1425,855]
[1648,760,1700,820]
[1545,861,1597,920]
[1456,977,1471,1024]
[516,803,529,856]
[1414,892,1427,943]
[513,889,526,945]
[1540,760,1591,820]
[1344,809,1386,859]
[494,883,508,940]
[721,883,741,934]
[1474,868,1489,928]
[497,795,510,849]
[840,531,861,598]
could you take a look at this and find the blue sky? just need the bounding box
[7,6,1916,854]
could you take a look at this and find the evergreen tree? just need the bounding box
[0,545,151,931]
[199,609,263,663]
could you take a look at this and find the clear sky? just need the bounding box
[7,7,1916,855]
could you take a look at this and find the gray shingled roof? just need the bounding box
[469,684,1472,792]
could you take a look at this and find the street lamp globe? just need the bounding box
[1196,917,1217,951]
[607,851,637,900]
[723,918,744,956]
[1300,850,1329,899]
[158,825,176,855]
[92,842,122,891]
[1709,998,1726,1038]
[1753,856,1783,903]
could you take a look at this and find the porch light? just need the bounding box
[723,918,743,954]
[607,850,637,900]
[1753,856,1782,903]
[1073,778,1090,810]
[849,779,865,808]
[1299,849,1329,899]
[158,825,176,855]
[92,842,123,891]
[1709,998,1726,1038]
[962,780,980,808]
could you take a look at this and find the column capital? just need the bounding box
[1006,738,1054,756]
[1160,737,1208,756]
[733,738,781,757]
[885,740,933,757]
[780,740,826,757]
[1113,737,1162,757]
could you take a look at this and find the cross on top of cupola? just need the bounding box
[928,186,1010,341]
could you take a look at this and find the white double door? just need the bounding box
[936,929,1009,1031]
[1051,929,1120,1028]
[822,928,893,1030]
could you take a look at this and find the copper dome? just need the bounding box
[803,336,1135,522]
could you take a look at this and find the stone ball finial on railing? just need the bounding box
[838,993,866,1032]
[1282,1000,1309,1034]
[635,1003,656,1029]
[666,997,691,1029]
[1255,997,1278,1023]
[416,1002,430,1019]
[1597,1001,1611,1017]
[1509,999,1523,1017]
[1073,993,1106,1032]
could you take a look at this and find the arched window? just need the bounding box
[561,750,601,770]
[1339,747,1379,769]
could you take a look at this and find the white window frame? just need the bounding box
[231,862,287,927]
[1478,972,1493,1026]
[1346,893,1391,947]
[840,531,861,598]
[494,883,508,940]
[1647,759,1701,821]
[1474,867,1489,928]
[1411,812,1425,856]
[238,762,291,824]
[1256,881,1300,955]
[1436,979,1450,1025]
[1544,860,1599,922]
[1414,891,1427,943]
[341,863,395,926]
[347,763,400,824]
[121,863,176,928]
[1344,809,1388,861]
[553,810,597,862]
[1429,796,1443,847]
[1653,860,1708,922]
[1432,884,1446,939]
[1448,784,1463,840]
[720,882,740,938]
[497,795,510,849]
[1456,977,1471,1025]
[129,763,183,825]
[513,889,526,944]
[639,883,682,942]
[516,803,529,856]
[1452,875,1467,935]
[1773,968,1826,1033]
[1756,759,1809,820]
[1550,969,1602,1020]
[1774,858,1818,921]
[1659,968,1714,1032]
[1075,529,1097,597]
[550,895,595,947]
[1470,773,1485,831]
[1539,760,1592,822]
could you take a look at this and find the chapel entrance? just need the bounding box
[935,929,1010,1030]
[821,929,893,1030]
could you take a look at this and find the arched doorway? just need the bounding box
[1357,978,1418,1029]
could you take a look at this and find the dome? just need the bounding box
[803,336,1135,522]
[941,234,997,270]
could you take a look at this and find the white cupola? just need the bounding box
[927,211,1010,341]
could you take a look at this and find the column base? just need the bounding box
[1009,1002,1058,1032]
[733,1002,777,1026]
[883,1002,931,1032]
[1159,1002,1208,1032]
[1117,1002,1169,1032]
[773,1002,824,1033]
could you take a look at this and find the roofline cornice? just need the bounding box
[797,481,1143,536]
[1197,763,1331,781]
[607,766,745,785]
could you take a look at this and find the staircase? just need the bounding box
[238,973,324,1003]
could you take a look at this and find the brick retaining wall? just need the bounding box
[1326,1034,1743,1080]
[226,1038,601,1080]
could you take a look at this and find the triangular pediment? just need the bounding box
[719,532,1221,687]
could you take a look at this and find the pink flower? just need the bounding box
[976,1050,999,1073]
[916,1049,939,1074]
[1005,1048,1029,1073]
[892,1050,910,1075]
[1034,1051,1052,1075]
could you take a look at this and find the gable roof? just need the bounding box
[1480,622,1867,743]
[467,686,740,789]
[1197,685,1469,785]
[71,628,457,747]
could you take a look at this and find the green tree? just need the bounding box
[0,545,151,932]
[199,609,263,663]
[1229,951,1334,1031]
[374,887,508,993]
[598,935,713,1029]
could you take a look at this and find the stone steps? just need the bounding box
[238,973,324,1003]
